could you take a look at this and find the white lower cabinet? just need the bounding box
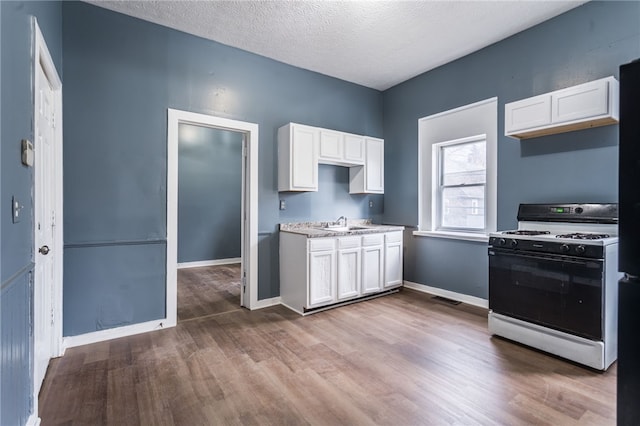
[361,234,384,294]
[308,238,337,307]
[280,230,402,314]
[337,237,361,300]
[385,232,403,288]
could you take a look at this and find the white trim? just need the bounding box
[26,414,41,426]
[167,109,259,319]
[418,97,497,236]
[252,296,282,310]
[412,230,489,243]
[177,258,241,269]
[419,97,497,121]
[62,319,166,350]
[403,280,488,309]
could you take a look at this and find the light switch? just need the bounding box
[279,200,286,210]
[12,196,22,223]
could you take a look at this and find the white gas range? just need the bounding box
[488,203,621,370]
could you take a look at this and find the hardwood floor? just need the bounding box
[177,264,241,321]
[39,281,616,425]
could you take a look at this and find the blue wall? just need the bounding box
[178,124,243,263]
[1,1,62,424]
[61,1,383,335]
[383,1,640,298]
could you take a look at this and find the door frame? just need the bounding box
[32,17,64,422]
[166,109,259,324]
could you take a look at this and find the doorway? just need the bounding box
[176,124,243,320]
[32,17,63,422]
[166,109,259,327]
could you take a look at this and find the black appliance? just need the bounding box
[618,59,640,425]
[488,203,620,370]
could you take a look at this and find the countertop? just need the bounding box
[279,220,405,238]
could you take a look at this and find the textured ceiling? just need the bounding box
[86,0,588,91]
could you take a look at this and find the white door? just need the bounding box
[34,60,56,391]
[291,125,318,190]
[337,247,361,300]
[365,138,384,193]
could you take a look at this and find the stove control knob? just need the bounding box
[561,244,570,253]
[510,239,518,248]
[499,238,506,246]
[576,245,586,254]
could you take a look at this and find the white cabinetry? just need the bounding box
[308,238,336,307]
[505,76,619,139]
[278,123,318,191]
[361,234,384,294]
[337,237,361,300]
[318,129,344,163]
[278,123,382,193]
[343,134,365,164]
[280,230,402,314]
[349,137,384,194]
[384,232,403,288]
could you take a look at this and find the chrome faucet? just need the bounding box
[335,216,347,227]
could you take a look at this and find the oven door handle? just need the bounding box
[488,248,604,268]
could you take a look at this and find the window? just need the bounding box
[416,98,497,241]
[434,135,486,231]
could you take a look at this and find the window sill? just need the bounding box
[412,230,489,243]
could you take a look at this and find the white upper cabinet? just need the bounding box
[278,123,383,193]
[349,137,384,194]
[343,134,365,165]
[505,76,619,139]
[318,129,344,163]
[278,123,318,191]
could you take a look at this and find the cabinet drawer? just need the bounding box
[385,231,403,243]
[338,236,361,249]
[362,234,384,247]
[309,238,335,252]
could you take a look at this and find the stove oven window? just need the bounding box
[435,135,487,231]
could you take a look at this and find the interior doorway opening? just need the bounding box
[167,109,259,327]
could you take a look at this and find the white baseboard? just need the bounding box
[251,296,281,310]
[177,258,241,269]
[403,280,488,309]
[26,414,41,426]
[63,319,170,350]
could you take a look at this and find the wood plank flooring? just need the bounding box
[39,272,616,425]
[177,264,241,321]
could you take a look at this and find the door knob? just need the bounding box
[39,245,50,255]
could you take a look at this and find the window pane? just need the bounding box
[442,141,486,186]
[441,185,485,229]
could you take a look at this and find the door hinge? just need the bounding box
[242,274,247,293]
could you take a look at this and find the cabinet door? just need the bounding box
[365,138,384,193]
[291,125,318,190]
[338,247,361,300]
[385,241,403,288]
[505,94,551,134]
[344,134,365,164]
[308,250,336,307]
[551,79,610,125]
[318,130,343,162]
[362,245,383,294]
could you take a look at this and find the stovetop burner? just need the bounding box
[503,230,551,236]
[555,233,611,240]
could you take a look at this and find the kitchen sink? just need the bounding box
[321,225,370,232]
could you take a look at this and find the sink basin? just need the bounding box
[322,225,369,232]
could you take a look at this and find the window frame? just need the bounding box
[415,97,497,242]
[433,134,487,233]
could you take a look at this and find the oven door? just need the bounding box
[488,247,604,340]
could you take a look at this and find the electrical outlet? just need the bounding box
[279,200,286,210]
[369,200,374,208]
